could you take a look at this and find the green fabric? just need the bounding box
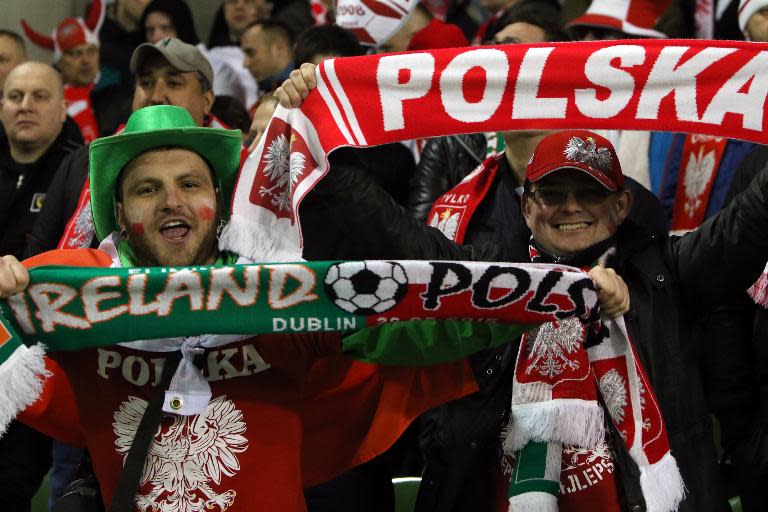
[509,442,560,498]
[341,319,528,366]
[89,105,242,241]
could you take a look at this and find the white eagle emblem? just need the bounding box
[682,146,716,218]
[564,136,613,175]
[428,209,461,240]
[562,442,614,472]
[525,317,584,378]
[599,369,628,429]
[259,133,306,212]
[113,395,249,511]
[66,202,95,248]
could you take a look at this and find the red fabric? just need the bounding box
[669,134,727,232]
[426,154,503,244]
[407,19,468,51]
[64,84,99,143]
[16,249,477,512]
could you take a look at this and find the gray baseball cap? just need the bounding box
[130,37,214,88]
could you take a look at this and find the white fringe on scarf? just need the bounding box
[219,214,302,263]
[0,343,50,436]
[504,399,605,453]
[508,492,558,512]
[639,453,687,512]
[748,263,768,309]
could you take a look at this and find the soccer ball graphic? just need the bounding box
[325,261,408,315]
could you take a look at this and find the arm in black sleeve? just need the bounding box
[301,147,499,262]
[724,146,768,206]
[670,161,768,307]
[24,146,89,257]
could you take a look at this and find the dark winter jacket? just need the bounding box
[24,144,91,257]
[311,158,768,512]
[409,133,487,222]
[0,118,83,259]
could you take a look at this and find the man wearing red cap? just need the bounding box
[276,63,768,508]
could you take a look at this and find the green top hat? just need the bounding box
[89,105,242,241]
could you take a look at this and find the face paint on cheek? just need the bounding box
[199,206,215,221]
[131,223,145,236]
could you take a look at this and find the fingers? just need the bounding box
[248,135,260,154]
[0,255,29,298]
[274,63,317,109]
[588,265,630,319]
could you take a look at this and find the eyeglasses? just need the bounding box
[529,186,613,207]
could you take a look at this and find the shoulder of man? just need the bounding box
[22,248,112,269]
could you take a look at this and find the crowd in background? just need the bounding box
[1,0,768,511]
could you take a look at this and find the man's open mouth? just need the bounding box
[160,220,191,241]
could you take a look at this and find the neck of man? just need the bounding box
[10,137,56,164]
[113,2,139,32]
[502,132,547,186]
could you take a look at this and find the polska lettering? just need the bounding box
[376,42,768,139]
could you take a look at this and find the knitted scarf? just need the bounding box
[219,39,768,263]
[0,257,598,431]
[214,40,768,511]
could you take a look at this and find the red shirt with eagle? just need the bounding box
[18,249,478,512]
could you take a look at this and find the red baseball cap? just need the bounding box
[525,130,624,191]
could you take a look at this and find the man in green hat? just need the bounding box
[0,103,548,511]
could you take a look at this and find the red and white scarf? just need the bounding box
[221,39,768,264]
[64,83,99,143]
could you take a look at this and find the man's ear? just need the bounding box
[58,99,67,124]
[615,189,632,224]
[521,194,535,229]
[116,201,125,231]
[203,89,215,114]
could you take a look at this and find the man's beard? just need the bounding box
[128,224,219,267]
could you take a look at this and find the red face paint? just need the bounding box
[199,206,215,221]
[131,223,145,236]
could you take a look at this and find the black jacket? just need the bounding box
[409,133,487,222]
[0,118,83,259]
[310,158,768,512]
[25,144,91,257]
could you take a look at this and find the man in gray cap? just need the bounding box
[26,37,237,257]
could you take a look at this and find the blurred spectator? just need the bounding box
[211,94,252,133]
[0,30,26,93]
[139,0,257,110]
[377,4,468,53]
[26,38,235,257]
[208,0,268,48]
[246,91,275,148]
[474,0,560,44]
[242,20,295,94]
[140,0,200,44]
[100,0,151,85]
[0,61,81,511]
[21,0,132,142]
[293,23,364,67]
[739,0,768,40]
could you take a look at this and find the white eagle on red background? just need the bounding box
[113,395,248,512]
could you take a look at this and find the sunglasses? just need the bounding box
[529,186,613,207]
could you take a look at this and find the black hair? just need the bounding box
[293,25,363,68]
[140,0,200,45]
[211,95,251,133]
[486,3,571,43]
[244,19,295,47]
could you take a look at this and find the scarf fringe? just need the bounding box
[748,265,768,309]
[504,400,605,453]
[219,214,289,262]
[639,453,687,512]
[0,344,50,437]
[508,491,559,512]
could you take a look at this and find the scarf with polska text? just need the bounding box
[0,258,598,433]
[501,247,683,512]
[220,38,768,264]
